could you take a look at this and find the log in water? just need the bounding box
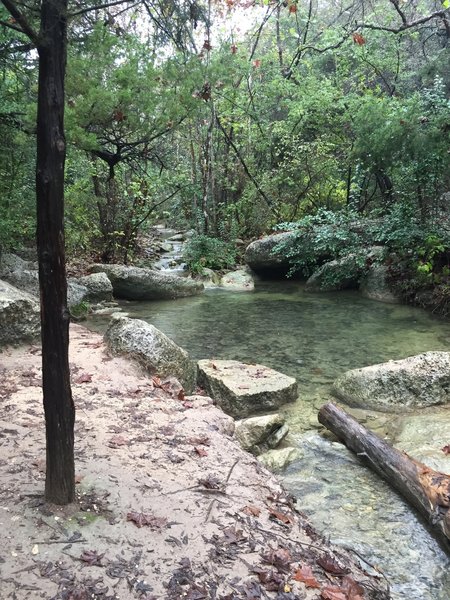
[318,402,450,552]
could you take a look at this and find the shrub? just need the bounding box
[183,234,237,274]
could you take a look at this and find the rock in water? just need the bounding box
[235,413,288,455]
[105,315,195,392]
[244,232,295,277]
[75,272,113,303]
[333,351,450,411]
[220,269,254,291]
[90,264,204,300]
[197,359,297,418]
[0,279,40,346]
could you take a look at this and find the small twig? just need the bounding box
[225,459,239,485]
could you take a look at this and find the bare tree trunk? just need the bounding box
[36,0,75,505]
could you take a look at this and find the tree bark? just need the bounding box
[318,402,450,551]
[36,0,75,505]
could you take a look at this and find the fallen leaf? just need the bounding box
[261,547,292,572]
[293,565,321,588]
[241,505,261,517]
[198,474,222,489]
[178,389,185,401]
[74,372,92,384]
[80,549,104,566]
[317,553,350,576]
[189,435,210,446]
[252,567,283,591]
[352,32,366,45]
[441,444,450,455]
[127,511,167,530]
[268,508,293,525]
[75,474,84,484]
[321,587,347,600]
[194,446,208,457]
[107,435,129,448]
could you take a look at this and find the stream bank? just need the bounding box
[0,325,388,599]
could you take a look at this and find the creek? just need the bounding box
[86,281,450,599]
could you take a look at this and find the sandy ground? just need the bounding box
[0,324,389,600]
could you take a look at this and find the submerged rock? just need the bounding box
[0,279,40,346]
[235,413,289,455]
[244,232,295,277]
[105,315,195,392]
[220,269,254,291]
[333,351,450,411]
[390,411,450,474]
[197,359,297,418]
[91,263,204,300]
[258,447,301,472]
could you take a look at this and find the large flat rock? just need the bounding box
[197,359,297,418]
[333,351,450,411]
[90,263,204,300]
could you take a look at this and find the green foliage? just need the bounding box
[274,209,366,278]
[183,234,237,274]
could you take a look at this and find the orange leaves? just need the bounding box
[253,59,261,68]
[442,444,450,455]
[288,1,297,13]
[241,504,261,517]
[230,43,238,54]
[352,32,366,45]
[293,565,321,588]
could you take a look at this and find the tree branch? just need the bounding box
[357,9,450,34]
[0,0,39,44]
[68,0,135,18]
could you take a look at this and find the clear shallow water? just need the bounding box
[87,281,450,598]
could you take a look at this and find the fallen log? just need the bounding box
[318,402,450,551]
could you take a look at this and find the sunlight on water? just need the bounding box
[87,281,450,599]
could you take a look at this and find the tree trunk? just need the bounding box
[318,402,450,551]
[36,0,75,505]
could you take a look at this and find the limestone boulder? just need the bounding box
[105,315,195,392]
[333,351,450,411]
[90,264,203,300]
[258,447,301,472]
[75,272,113,303]
[244,232,295,277]
[235,413,289,455]
[360,265,400,304]
[220,269,254,291]
[0,279,40,346]
[197,359,297,418]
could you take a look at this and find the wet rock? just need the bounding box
[75,272,113,303]
[0,279,40,346]
[90,264,204,300]
[197,268,221,288]
[197,359,297,418]
[220,269,254,291]
[244,231,295,277]
[105,315,195,392]
[258,447,301,472]
[235,413,288,455]
[391,411,450,473]
[333,351,450,411]
[360,265,400,303]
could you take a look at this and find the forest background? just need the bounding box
[1,0,449,304]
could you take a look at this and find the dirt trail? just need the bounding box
[0,324,389,599]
